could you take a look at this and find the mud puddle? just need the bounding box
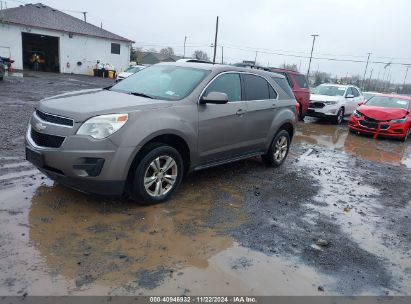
[295,120,411,168]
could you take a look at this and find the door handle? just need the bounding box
[271,103,277,108]
[236,109,246,115]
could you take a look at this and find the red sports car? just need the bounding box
[348,94,411,141]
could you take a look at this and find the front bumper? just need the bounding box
[306,103,339,118]
[25,125,134,196]
[348,116,408,139]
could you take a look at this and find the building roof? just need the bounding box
[0,3,133,43]
[142,52,184,62]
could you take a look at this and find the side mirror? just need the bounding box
[346,94,354,99]
[200,92,229,104]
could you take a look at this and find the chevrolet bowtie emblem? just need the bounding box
[34,122,46,131]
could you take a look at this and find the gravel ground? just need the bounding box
[0,72,410,296]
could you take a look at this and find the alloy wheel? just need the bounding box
[144,155,178,197]
[274,135,288,162]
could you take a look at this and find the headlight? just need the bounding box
[352,110,362,118]
[77,114,128,139]
[390,118,406,124]
[323,100,338,105]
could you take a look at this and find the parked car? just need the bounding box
[307,84,365,124]
[25,63,297,204]
[270,68,310,120]
[363,91,381,101]
[116,65,145,82]
[348,94,411,141]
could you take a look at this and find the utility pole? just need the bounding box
[221,46,224,64]
[307,34,319,79]
[367,68,373,91]
[361,52,371,90]
[82,11,87,22]
[254,51,258,65]
[212,16,219,64]
[183,36,187,58]
[403,65,410,91]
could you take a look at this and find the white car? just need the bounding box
[307,84,365,124]
[116,65,145,82]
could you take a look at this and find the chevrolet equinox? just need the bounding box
[26,62,297,204]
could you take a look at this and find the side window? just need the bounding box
[111,43,120,54]
[352,88,360,97]
[242,74,270,101]
[204,73,242,102]
[294,74,308,89]
[345,87,353,97]
[268,84,277,99]
[272,77,294,98]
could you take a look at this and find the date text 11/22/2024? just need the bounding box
[149,296,258,303]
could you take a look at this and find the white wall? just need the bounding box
[0,23,131,75]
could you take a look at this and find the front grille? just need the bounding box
[309,102,325,109]
[30,128,65,148]
[36,110,74,127]
[380,124,390,130]
[359,120,378,129]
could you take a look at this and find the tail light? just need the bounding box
[295,102,300,121]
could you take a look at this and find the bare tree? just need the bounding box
[279,63,299,72]
[192,50,210,61]
[160,47,175,57]
[130,46,145,64]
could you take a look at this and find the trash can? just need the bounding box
[108,70,115,79]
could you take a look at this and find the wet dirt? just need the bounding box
[0,73,410,296]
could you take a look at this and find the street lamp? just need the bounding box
[307,34,319,79]
[183,36,187,58]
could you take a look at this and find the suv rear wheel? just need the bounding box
[262,130,290,168]
[129,144,183,204]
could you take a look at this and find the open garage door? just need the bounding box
[22,32,59,72]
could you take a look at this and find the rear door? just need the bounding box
[241,73,277,150]
[198,72,249,164]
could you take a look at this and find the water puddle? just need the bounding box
[295,121,411,168]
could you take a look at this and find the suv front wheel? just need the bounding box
[262,130,290,168]
[129,144,183,204]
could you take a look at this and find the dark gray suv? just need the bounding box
[26,63,297,204]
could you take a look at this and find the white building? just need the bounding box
[0,3,133,75]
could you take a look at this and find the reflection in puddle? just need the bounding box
[295,121,411,168]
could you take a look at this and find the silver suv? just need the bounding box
[25,63,297,204]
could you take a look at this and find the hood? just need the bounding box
[39,89,173,122]
[118,72,133,78]
[310,94,342,102]
[357,105,408,121]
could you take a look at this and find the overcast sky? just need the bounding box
[8,0,411,84]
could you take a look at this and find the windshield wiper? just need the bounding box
[130,92,157,99]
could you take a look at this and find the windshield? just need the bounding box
[365,96,410,110]
[312,85,346,96]
[124,66,143,73]
[111,65,210,100]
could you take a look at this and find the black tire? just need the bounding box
[298,103,305,121]
[333,107,344,125]
[262,130,291,168]
[128,144,183,205]
[402,125,410,142]
[0,76,3,81]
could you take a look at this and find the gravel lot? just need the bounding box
[0,72,410,296]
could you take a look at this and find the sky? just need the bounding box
[6,0,411,84]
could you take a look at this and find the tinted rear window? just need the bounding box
[272,77,294,98]
[242,74,270,100]
[294,74,308,89]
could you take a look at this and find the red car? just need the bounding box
[348,94,411,141]
[270,68,310,120]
